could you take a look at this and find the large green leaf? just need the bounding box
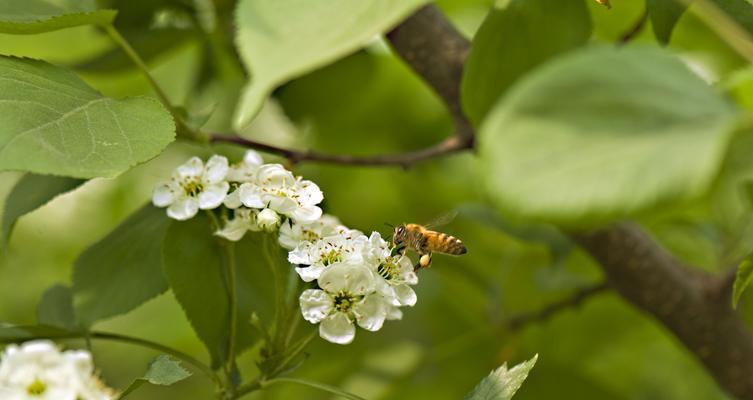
[479,46,738,226]
[2,173,84,247]
[232,0,428,129]
[464,354,538,400]
[461,0,591,125]
[0,56,175,179]
[0,0,116,34]
[733,254,753,308]
[162,214,264,368]
[37,284,77,331]
[647,0,689,44]
[73,205,171,326]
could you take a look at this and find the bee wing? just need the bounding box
[424,210,459,229]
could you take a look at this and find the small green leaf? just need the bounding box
[73,205,171,326]
[646,0,689,44]
[0,324,75,343]
[479,46,738,226]
[233,0,429,128]
[461,0,591,125]
[465,354,538,400]
[2,173,84,247]
[119,355,192,399]
[37,284,77,331]
[0,0,116,34]
[0,56,175,179]
[733,256,753,308]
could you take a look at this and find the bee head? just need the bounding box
[393,224,407,245]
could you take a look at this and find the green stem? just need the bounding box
[3,331,221,387]
[223,242,239,389]
[262,234,287,346]
[102,24,205,142]
[261,377,367,400]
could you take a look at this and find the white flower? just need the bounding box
[299,263,388,344]
[238,164,323,223]
[0,340,115,400]
[215,208,262,241]
[363,232,418,307]
[256,208,281,231]
[152,155,230,220]
[278,214,343,250]
[226,150,264,183]
[289,229,368,282]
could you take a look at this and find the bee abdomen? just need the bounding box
[435,233,467,255]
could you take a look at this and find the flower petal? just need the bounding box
[176,157,203,179]
[223,189,242,209]
[167,197,199,220]
[198,182,229,209]
[215,218,249,241]
[295,264,325,282]
[244,150,263,167]
[291,206,322,224]
[239,183,265,208]
[300,180,324,205]
[393,284,417,306]
[319,313,355,345]
[257,208,281,231]
[152,183,175,207]
[386,306,403,320]
[354,294,387,331]
[299,289,333,324]
[203,155,229,184]
[318,263,375,294]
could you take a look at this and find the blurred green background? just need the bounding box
[2,0,753,398]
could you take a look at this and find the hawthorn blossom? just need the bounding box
[238,164,323,223]
[215,208,262,241]
[278,215,343,250]
[152,155,230,220]
[299,263,388,344]
[224,151,264,209]
[256,208,281,231]
[289,228,368,282]
[364,232,418,307]
[0,340,115,400]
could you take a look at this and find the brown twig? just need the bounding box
[506,283,610,331]
[618,8,648,45]
[209,134,471,168]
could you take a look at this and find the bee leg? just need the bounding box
[415,253,432,271]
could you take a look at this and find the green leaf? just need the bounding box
[37,284,77,331]
[646,0,689,44]
[0,324,76,343]
[461,0,591,125]
[2,173,84,247]
[464,354,538,400]
[119,355,192,399]
[0,56,175,179]
[479,46,738,226]
[73,205,171,326]
[733,256,753,308]
[0,0,116,34]
[232,0,429,129]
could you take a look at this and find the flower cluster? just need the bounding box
[0,340,114,399]
[153,152,418,344]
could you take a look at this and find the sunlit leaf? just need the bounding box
[646,0,689,44]
[2,173,84,248]
[462,0,591,125]
[480,46,738,226]
[119,355,192,399]
[233,0,428,128]
[465,354,538,400]
[0,56,175,178]
[733,255,753,308]
[37,284,76,331]
[0,0,116,34]
[73,205,171,326]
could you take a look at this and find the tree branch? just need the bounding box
[506,283,610,331]
[385,5,753,399]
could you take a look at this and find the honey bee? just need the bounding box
[392,222,467,271]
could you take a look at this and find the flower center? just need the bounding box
[377,259,399,281]
[181,178,204,197]
[27,379,47,395]
[321,249,341,266]
[333,291,358,313]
